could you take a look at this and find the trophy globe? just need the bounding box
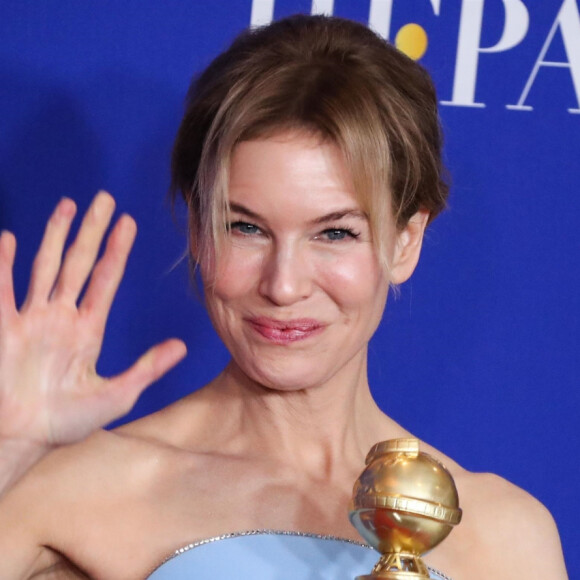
[350,438,462,579]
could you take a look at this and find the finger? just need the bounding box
[25,198,77,305]
[0,231,17,323]
[101,339,187,417]
[79,213,137,324]
[52,191,116,303]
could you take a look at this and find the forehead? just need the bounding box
[228,132,362,214]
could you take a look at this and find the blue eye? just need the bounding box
[230,221,261,235]
[321,228,359,241]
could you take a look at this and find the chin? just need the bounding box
[234,358,334,393]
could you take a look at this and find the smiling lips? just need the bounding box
[247,316,325,344]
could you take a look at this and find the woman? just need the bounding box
[0,14,567,580]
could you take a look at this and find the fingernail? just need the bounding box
[93,192,115,218]
[0,230,14,245]
[58,197,76,217]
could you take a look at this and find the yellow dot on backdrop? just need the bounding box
[395,23,428,61]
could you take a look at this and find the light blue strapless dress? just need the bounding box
[148,531,453,579]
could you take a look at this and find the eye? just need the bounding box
[319,227,360,242]
[229,221,262,236]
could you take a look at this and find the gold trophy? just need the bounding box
[349,438,462,579]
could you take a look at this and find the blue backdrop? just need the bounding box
[1,1,578,575]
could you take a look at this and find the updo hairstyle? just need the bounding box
[171,14,448,270]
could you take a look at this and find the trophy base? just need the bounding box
[355,552,431,580]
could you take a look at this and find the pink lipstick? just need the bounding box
[247,317,324,345]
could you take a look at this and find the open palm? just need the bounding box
[0,192,186,447]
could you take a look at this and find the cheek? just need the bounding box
[206,249,262,303]
[317,250,386,306]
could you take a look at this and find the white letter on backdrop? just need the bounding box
[250,0,275,26]
[311,0,335,15]
[507,0,580,113]
[441,0,530,107]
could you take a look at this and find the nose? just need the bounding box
[258,242,313,306]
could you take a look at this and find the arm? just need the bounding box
[0,192,186,497]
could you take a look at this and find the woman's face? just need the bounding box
[202,131,422,391]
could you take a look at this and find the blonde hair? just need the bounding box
[171,14,448,271]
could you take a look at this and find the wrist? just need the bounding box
[0,437,54,497]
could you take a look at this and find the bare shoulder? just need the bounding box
[0,392,223,535]
[0,423,202,578]
[0,430,125,577]
[463,471,566,577]
[441,465,567,578]
[0,428,161,529]
[411,440,567,578]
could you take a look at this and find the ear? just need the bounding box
[390,209,430,285]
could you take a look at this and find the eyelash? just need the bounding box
[228,221,262,235]
[228,221,360,242]
[317,227,360,242]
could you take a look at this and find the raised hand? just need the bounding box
[0,192,187,455]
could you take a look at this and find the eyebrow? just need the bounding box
[229,202,367,224]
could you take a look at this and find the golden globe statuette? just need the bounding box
[349,438,462,579]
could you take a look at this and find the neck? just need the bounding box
[203,354,400,478]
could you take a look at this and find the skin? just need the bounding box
[0,133,568,579]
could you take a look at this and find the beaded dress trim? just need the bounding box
[151,529,453,580]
